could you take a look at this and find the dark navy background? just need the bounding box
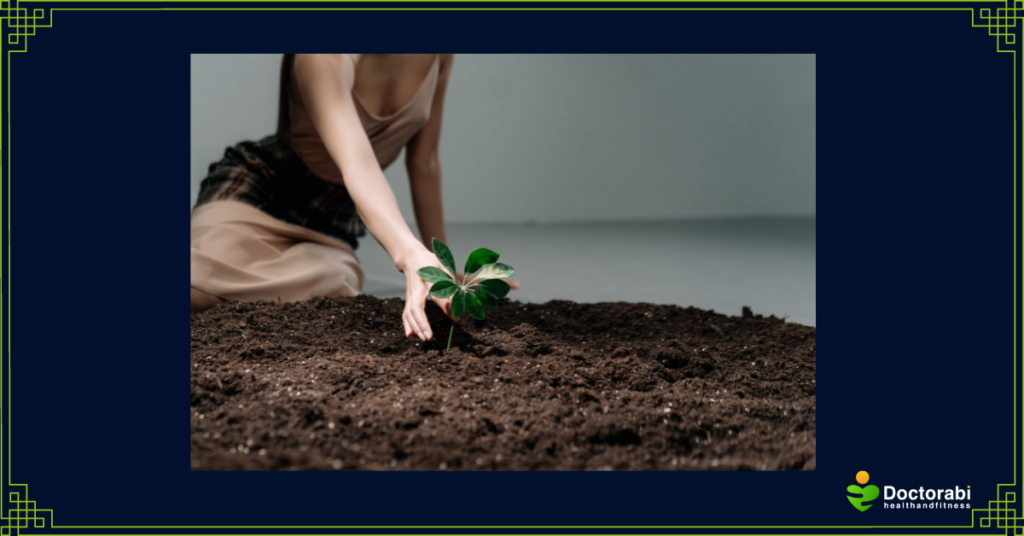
[5,6,1017,530]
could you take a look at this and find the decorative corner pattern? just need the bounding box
[2,0,51,52]
[974,484,1023,535]
[1,483,50,535]
[974,0,1022,51]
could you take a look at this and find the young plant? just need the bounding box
[416,238,515,352]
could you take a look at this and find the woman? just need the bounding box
[190,54,460,342]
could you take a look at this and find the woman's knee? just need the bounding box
[191,287,225,314]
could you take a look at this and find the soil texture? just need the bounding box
[190,296,816,470]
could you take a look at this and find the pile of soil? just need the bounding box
[190,296,815,470]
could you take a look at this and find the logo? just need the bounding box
[847,471,880,512]
[845,471,971,511]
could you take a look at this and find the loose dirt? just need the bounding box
[190,296,815,470]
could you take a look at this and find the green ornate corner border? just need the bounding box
[1,0,1021,534]
[2,1,53,534]
[3,486,49,535]
[979,484,1022,531]
[2,1,47,50]
[979,2,1019,49]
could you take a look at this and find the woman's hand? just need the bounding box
[398,246,454,341]
[294,55,454,339]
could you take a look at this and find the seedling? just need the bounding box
[417,238,515,352]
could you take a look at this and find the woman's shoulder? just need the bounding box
[292,54,358,90]
[293,54,356,71]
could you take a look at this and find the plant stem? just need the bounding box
[447,323,455,353]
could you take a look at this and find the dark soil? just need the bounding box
[190,296,815,471]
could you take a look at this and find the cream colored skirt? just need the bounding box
[190,201,365,303]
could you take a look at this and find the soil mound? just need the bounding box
[190,296,815,470]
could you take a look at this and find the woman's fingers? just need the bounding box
[406,308,429,341]
[404,284,424,340]
[404,280,434,341]
[404,254,458,342]
[401,311,413,338]
[412,293,433,341]
[403,308,419,339]
[507,279,521,290]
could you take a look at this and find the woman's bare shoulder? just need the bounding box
[292,54,358,89]
[293,54,351,70]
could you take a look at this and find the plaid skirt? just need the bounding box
[194,134,366,249]
[190,200,364,304]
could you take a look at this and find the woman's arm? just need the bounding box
[404,55,520,291]
[405,54,453,250]
[293,54,450,341]
[294,54,420,267]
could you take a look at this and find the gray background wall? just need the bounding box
[191,54,816,224]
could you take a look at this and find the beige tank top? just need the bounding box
[288,54,440,183]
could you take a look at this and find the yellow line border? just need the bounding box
[1,3,1019,534]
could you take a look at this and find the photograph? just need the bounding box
[189,53,817,471]
[4,1,1016,531]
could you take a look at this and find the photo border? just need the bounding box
[2,2,1018,533]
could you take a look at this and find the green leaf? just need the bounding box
[417,266,453,284]
[451,289,466,319]
[477,279,511,299]
[429,280,458,299]
[465,248,499,275]
[431,238,457,278]
[473,288,498,309]
[472,263,515,281]
[465,292,485,320]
